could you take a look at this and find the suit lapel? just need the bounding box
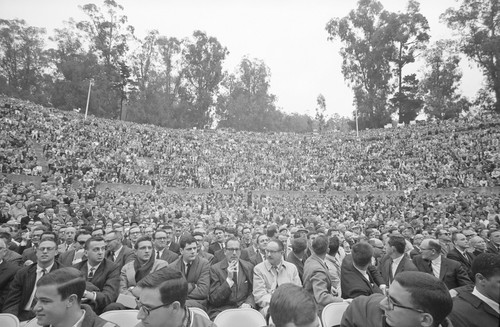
[439,257,447,280]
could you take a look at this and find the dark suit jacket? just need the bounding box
[169,256,210,309]
[449,290,499,327]
[169,242,181,255]
[211,249,226,265]
[0,260,19,310]
[73,259,120,314]
[303,254,338,313]
[412,255,472,290]
[340,255,384,299]
[208,242,223,255]
[157,248,179,264]
[4,249,22,266]
[208,258,255,319]
[286,251,306,282]
[378,254,418,285]
[3,261,63,321]
[486,241,499,254]
[409,246,421,260]
[105,245,135,270]
[240,246,257,262]
[58,249,87,267]
[21,247,37,264]
[249,251,265,266]
[447,247,475,280]
[198,250,214,265]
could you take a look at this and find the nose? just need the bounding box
[379,296,390,310]
[137,308,146,320]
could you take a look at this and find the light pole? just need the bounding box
[84,79,94,120]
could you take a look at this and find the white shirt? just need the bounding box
[113,245,123,261]
[86,262,102,278]
[25,263,55,310]
[472,286,499,314]
[391,255,404,279]
[431,256,442,278]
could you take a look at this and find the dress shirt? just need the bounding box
[431,256,442,278]
[25,262,55,310]
[472,287,499,314]
[391,255,404,279]
[113,245,123,261]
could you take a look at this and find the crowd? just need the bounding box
[0,95,499,327]
[1,96,499,192]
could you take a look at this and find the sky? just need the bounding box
[0,0,484,118]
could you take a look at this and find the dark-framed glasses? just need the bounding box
[385,293,426,313]
[136,300,172,317]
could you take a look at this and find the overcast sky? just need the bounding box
[0,0,484,118]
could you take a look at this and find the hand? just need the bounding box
[227,260,238,279]
[24,260,34,266]
[240,303,251,309]
[379,284,387,295]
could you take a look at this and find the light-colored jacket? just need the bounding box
[120,259,168,295]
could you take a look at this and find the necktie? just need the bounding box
[88,267,95,281]
[156,250,160,259]
[272,265,279,289]
[185,262,192,277]
[108,251,115,262]
[31,269,47,309]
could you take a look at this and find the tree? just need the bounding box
[326,0,395,129]
[390,74,423,124]
[442,0,500,113]
[420,41,470,120]
[181,30,228,129]
[315,94,327,132]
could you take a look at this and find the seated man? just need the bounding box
[33,267,118,327]
[269,283,320,327]
[72,236,120,314]
[134,266,216,327]
[449,253,500,327]
[208,238,255,319]
[0,237,19,311]
[341,242,386,299]
[253,239,302,316]
[341,271,454,327]
[379,235,418,285]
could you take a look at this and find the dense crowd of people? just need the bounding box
[0,96,499,327]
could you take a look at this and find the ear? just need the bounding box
[67,294,78,308]
[171,301,181,311]
[420,312,433,327]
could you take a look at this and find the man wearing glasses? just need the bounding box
[436,229,453,256]
[341,271,454,327]
[253,239,301,316]
[135,266,215,327]
[3,238,63,322]
[59,231,91,266]
[413,239,472,291]
[104,229,135,270]
[208,238,255,319]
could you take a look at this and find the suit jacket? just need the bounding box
[3,261,64,321]
[57,242,76,254]
[105,245,135,270]
[286,251,306,282]
[59,249,87,266]
[447,248,475,280]
[211,249,226,265]
[73,259,120,314]
[240,246,257,262]
[413,255,472,290]
[303,254,340,313]
[168,242,181,255]
[249,251,265,266]
[198,250,214,265]
[208,258,255,319]
[486,241,499,254]
[0,260,19,311]
[120,259,168,295]
[208,242,223,255]
[409,246,422,260]
[169,256,211,309]
[449,290,499,327]
[378,254,418,285]
[4,248,22,266]
[340,255,384,299]
[21,247,37,264]
[156,248,179,264]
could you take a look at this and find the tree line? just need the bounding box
[0,0,498,132]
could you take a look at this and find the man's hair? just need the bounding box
[487,229,500,238]
[84,236,105,250]
[164,225,173,231]
[388,235,406,254]
[75,230,91,240]
[472,253,500,279]
[434,229,447,239]
[179,234,196,249]
[351,242,373,267]
[269,283,317,327]
[291,237,307,254]
[138,266,188,307]
[213,226,224,233]
[33,225,49,233]
[328,236,340,256]
[311,235,328,256]
[37,267,86,303]
[427,239,442,253]
[269,239,284,251]
[41,231,58,244]
[134,236,153,250]
[394,271,452,327]
[306,231,317,240]
[0,232,12,243]
[192,231,204,238]
[225,237,240,248]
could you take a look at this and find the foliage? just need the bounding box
[315,94,327,132]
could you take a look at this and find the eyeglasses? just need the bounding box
[77,241,86,245]
[384,293,426,313]
[37,247,56,252]
[104,238,117,243]
[136,300,172,317]
[265,249,282,254]
[226,248,241,252]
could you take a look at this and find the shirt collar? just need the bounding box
[472,286,500,314]
[392,254,404,266]
[87,261,101,271]
[37,262,54,273]
[264,260,284,271]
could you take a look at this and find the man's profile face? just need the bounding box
[379,281,426,327]
[34,284,69,326]
[86,240,105,265]
[490,230,500,245]
[257,235,269,251]
[137,287,175,327]
[181,242,197,263]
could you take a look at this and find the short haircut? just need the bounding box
[41,231,58,244]
[134,236,153,250]
[269,239,284,251]
[328,236,340,256]
[307,231,317,240]
[179,234,196,249]
[138,266,188,307]
[84,236,105,250]
[33,225,48,234]
[394,271,452,327]
[291,237,307,254]
[269,283,317,327]
[225,237,240,248]
[192,231,204,238]
[311,235,329,256]
[351,242,373,267]
[37,267,86,303]
[0,232,12,243]
[75,230,91,240]
[427,239,442,253]
[213,226,224,233]
[487,229,500,238]
[164,225,173,231]
[472,253,500,279]
[388,235,406,254]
